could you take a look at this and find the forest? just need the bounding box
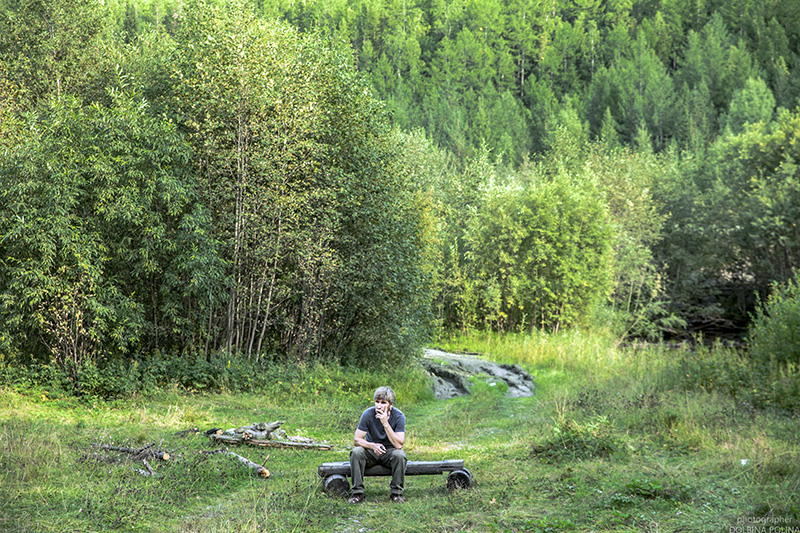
[1,0,799,388]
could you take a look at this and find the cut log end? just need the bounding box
[446,469,473,491]
[323,474,350,497]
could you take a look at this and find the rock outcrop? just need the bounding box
[422,348,536,400]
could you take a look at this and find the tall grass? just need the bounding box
[435,328,624,388]
[435,328,799,412]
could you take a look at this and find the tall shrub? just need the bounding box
[0,93,217,374]
[749,273,800,366]
[466,171,613,332]
[746,272,800,412]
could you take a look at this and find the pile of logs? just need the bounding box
[205,420,332,450]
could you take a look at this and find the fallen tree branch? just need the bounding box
[202,449,270,478]
[226,450,270,478]
[132,459,157,477]
[133,458,158,477]
[92,443,171,461]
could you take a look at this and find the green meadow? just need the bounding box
[2,331,798,532]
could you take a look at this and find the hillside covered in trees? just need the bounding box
[1,0,799,383]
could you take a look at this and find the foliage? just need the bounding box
[163,1,432,364]
[677,341,752,398]
[745,273,800,412]
[725,77,776,134]
[0,348,433,403]
[466,169,613,332]
[3,0,800,369]
[583,144,682,339]
[531,415,621,462]
[422,134,615,334]
[714,109,800,290]
[651,106,800,331]
[100,0,800,168]
[0,0,109,110]
[0,92,217,376]
[653,106,800,333]
[749,273,800,367]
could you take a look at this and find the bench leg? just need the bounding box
[324,474,350,497]
[446,469,472,491]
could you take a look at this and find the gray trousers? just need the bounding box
[349,446,407,496]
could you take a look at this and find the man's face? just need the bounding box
[374,398,392,414]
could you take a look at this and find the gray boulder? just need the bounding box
[422,349,536,400]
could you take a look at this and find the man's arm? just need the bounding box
[385,427,405,450]
[354,428,388,455]
[376,407,405,449]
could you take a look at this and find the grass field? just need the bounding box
[1,331,798,532]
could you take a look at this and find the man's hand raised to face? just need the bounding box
[375,402,391,426]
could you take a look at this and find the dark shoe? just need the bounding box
[348,494,365,504]
[390,494,406,503]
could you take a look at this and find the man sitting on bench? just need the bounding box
[348,386,408,504]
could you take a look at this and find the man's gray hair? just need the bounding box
[373,386,396,405]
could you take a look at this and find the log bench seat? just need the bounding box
[318,459,473,496]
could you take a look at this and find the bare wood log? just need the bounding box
[284,435,312,443]
[133,459,157,477]
[96,444,144,455]
[136,443,155,455]
[80,452,122,465]
[318,460,474,495]
[209,434,245,445]
[242,430,270,440]
[324,474,350,496]
[253,421,284,433]
[222,450,270,478]
[446,469,473,491]
[175,427,199,437]
[317,459,465,477]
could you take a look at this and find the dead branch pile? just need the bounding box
[85,442,171,477]
[81,420,328,481]
[92,443,171,462]
[205,420,332,450]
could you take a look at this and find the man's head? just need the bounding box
[373,386,396,406]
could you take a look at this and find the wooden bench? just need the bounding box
[318,459,473,496]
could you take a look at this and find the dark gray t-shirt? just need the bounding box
[356,406,406,447]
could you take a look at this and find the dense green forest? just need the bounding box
[1,0,799,385]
